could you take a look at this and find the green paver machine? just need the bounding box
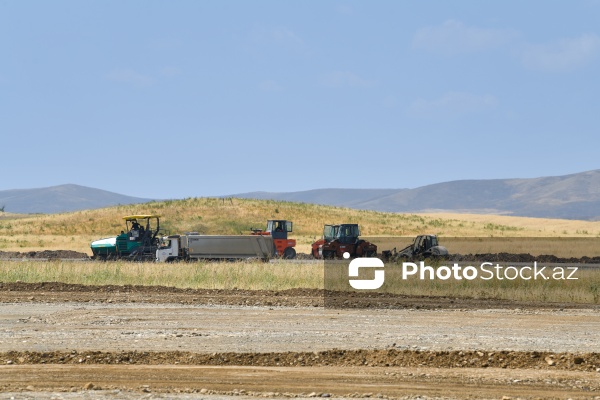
[90,214,161,261]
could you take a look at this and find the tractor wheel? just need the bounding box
[355,240,367,256]
[283,247,296,259]
[322,250,335,259]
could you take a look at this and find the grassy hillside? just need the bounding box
[1,197,600,255]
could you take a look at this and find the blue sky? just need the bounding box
[1,1,599,199]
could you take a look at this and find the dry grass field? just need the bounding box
[2,197,600,255]
[0,260,322,291]
[1,259,599,303]
[2,197,600,303]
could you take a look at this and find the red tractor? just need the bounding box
[311,223,377,259]
[251,220,297,259]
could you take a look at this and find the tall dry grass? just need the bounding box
[324,261,600,304]
[0,260,322,290]
[1,259,599,304]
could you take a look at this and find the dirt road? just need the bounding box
[1,283,599,399]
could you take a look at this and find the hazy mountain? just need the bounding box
[0,184,153,214]
[232,170,600,220]
[4,170,600,219]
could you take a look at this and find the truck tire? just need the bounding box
[283,247,296,259]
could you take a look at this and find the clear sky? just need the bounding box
[1,1,599,199]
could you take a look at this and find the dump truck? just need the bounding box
[90,215,162,261]
[251,220,296,259]
[311,223,377,259]
[382,234,448,261]
[156,233,275,262]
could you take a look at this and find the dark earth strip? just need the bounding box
[2,349,599,372]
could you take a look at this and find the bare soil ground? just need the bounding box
[4,249,600,264]
[0,250,90,260]
[0,283,599,399]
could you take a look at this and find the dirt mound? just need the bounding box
[1,349,598,372]
[0,250,89,260]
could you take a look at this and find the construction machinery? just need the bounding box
[156,233,274,262]
[311,223,377,259]
[90,215,161,261]
[382,234,448,261]
[251,220,296,259]
[91,215,288,262]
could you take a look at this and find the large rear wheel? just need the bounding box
[283,247,296,259]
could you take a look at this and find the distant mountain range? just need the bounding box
[2,170,600,220]
[232,170,600,220]
[0,184,153,214]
